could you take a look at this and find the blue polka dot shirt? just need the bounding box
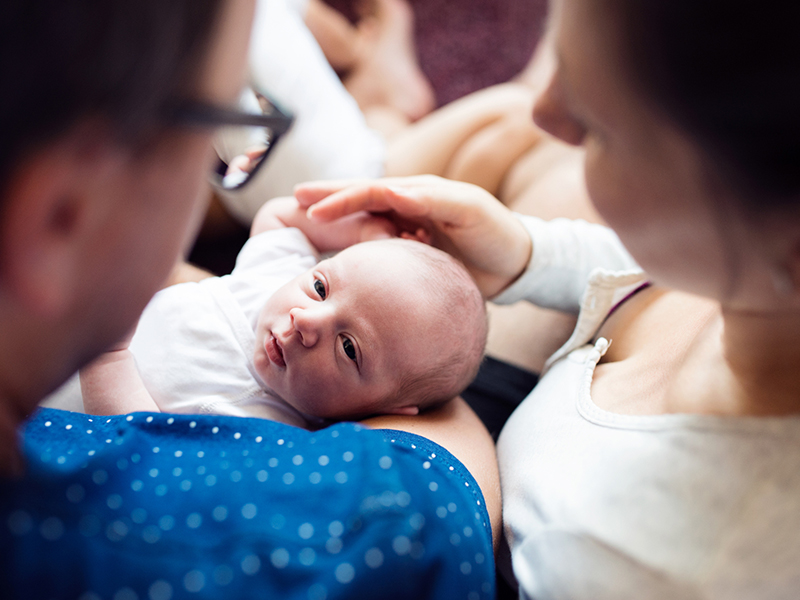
[1,409,494,599]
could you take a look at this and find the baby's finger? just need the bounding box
[413,228,432,245]
[398,232,423,244]
[396,225,434,244]
[359,216,398,242]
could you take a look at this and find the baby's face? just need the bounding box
[253,242,443,420]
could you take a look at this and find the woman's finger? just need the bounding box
[294,178,372,207]
[296,175,445,210]
[305,178,489,228]
[305,184,399,221]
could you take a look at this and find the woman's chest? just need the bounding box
[590,288,719,415]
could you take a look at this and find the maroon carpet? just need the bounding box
[325,0,549,106]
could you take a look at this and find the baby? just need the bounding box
[79,198,487,428]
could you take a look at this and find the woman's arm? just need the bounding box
[491,214,641,313]
[361,397,502,550]
[303,0,361,72]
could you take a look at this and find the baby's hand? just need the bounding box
[355,217,399,242]
[399,228,432,245]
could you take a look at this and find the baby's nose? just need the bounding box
[289,307,323,347]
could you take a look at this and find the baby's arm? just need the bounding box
[80,337,159,416]
[251,196,397,252]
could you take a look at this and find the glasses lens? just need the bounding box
[212,89,283,191]
[214,125,271,190]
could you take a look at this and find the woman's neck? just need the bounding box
[712,307,800,416]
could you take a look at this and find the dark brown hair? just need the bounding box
[612,1,800,207]
[0,0,222,189]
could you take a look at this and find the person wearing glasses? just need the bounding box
[0,1,499,598]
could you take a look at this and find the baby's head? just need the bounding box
[253,238,487,421]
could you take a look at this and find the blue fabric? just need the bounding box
[1,409,494,600]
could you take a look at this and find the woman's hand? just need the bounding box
[296,175,532,297]
[252,196,397,253]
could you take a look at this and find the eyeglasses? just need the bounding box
[166,88,294,191]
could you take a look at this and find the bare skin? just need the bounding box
[342,0,436,124]
[593,280,800,419]
[307,0,435,127]
[304,0,364,71]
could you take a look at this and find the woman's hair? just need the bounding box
[612,1,800,208]
[0,0,222,189]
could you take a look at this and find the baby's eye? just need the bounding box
[313,278,326,300]
[342,337,357,362]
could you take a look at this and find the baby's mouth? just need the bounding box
[265,333,286,368]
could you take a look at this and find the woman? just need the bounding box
[296,0,800,597]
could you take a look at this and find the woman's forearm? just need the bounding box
[492,215,642,313]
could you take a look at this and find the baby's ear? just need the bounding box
[384,405,420,417]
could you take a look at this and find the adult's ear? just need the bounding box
[0,125,125,317]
